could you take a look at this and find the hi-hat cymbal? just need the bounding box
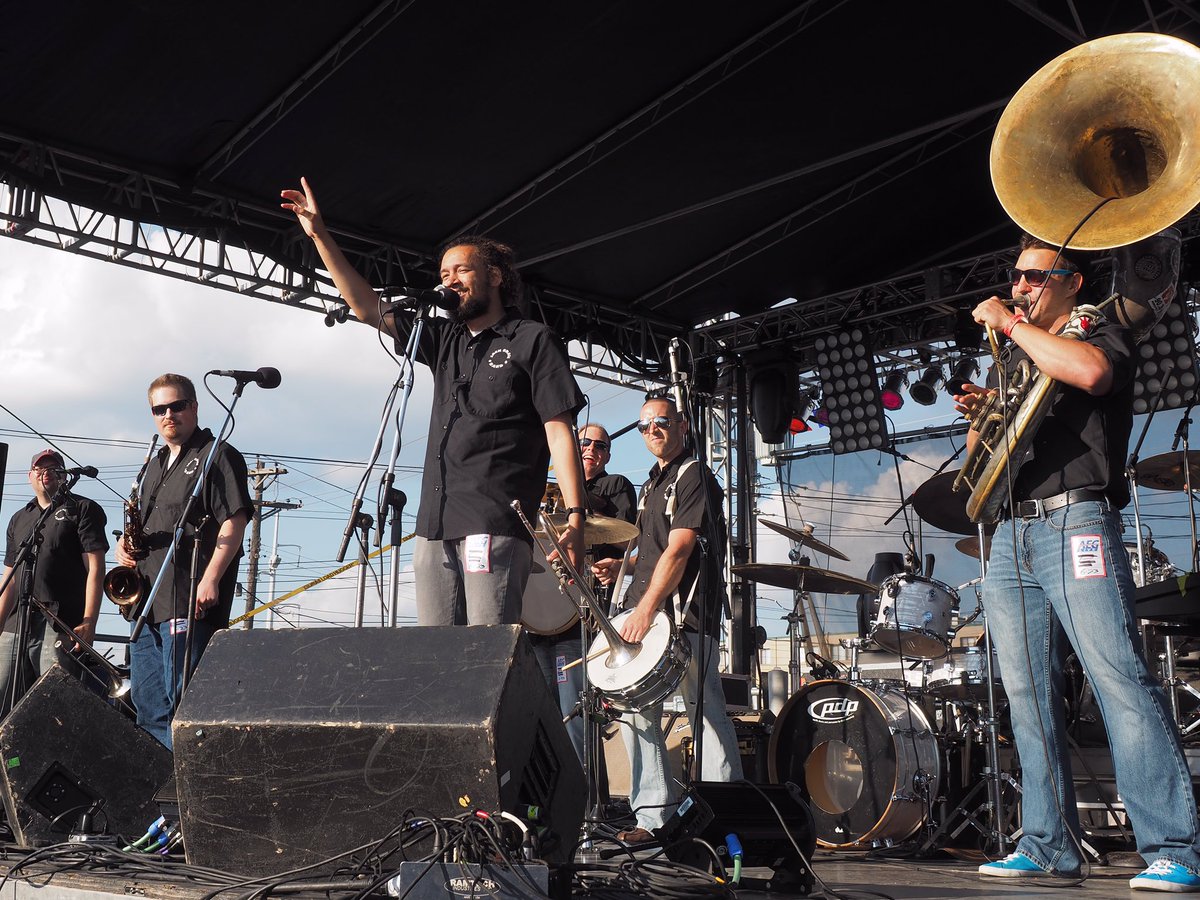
[759,519,849,562]
[1136,450,1200,492]
[545,512,640,546]
[955,535,993,560]
[731,563,878,595]
[758,518,854,561]
[911,469,974,536]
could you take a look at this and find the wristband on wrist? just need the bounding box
[564,506,587,517]
[1002,309,1027,338]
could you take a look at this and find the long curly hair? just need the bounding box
[438,234,523,309]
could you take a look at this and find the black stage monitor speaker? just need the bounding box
[173,626,584,876]
[0,665,173,847]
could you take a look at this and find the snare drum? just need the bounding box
[870,573,957,659]
[927,646,1004,702]
[768,679,939,847]
[587,609,691,712]
[1125,540,1173,586]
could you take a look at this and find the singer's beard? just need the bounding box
[447,293,489,324]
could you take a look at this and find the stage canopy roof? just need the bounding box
[2,0,1199,381]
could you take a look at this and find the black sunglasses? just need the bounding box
[637,415,676,433]
[1007,267,1075,287]
[151,399,191,417]
[579,437,610,451]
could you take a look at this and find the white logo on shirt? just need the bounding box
[53,508,68,522]
[487,348,512,369]
[184,456,200,476]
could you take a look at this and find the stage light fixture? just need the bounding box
[945,356,981,397]
[814,329,887,454]
[909,366,943,406]
[1133,293,1199,414]
[881,372,906,411]
[789,393,816,434]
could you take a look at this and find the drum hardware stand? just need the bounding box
[1126,370,1179,583]
[1155,628,1200,732]
[840,637,869,683]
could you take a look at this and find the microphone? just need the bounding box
[64,466,98,478]
[208,367,282,389]
[379,284,459,312]
[668,338,687,419]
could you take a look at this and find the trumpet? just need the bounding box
[104,435,157,621]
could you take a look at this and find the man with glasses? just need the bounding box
[281,179,586,626]
[0,450,108,714]
[592,397,742,845]
[529,424,636,761]
[114,374,251,748]
[956,235,1200,891]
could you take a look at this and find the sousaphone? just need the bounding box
[956,32,1200,524]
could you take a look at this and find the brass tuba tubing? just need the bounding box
[509,499,641,668]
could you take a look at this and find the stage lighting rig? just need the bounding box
[814,328,887,455]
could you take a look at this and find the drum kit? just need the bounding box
[734,511,1011,852]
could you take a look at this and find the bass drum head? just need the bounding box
[768,679,939,847]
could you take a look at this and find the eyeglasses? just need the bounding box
[1007,267,1075,286]
[579,438,609,451]
[151,399,191,417]
[636,415,676,433]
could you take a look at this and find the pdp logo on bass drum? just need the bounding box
[808,696,860,724]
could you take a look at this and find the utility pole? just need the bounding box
[244,460,299,627]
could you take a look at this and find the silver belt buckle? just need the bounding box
[1028,497,1047,518]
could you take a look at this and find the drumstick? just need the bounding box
[562,647,609,671]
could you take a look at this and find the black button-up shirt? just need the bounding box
[137,428,252,627]
[986,316,1135,508]
[586,470,637,562]
[624,454,726,635]
[4,493,108,632]
[396,310,585,542]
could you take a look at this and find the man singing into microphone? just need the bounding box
[957,235,1200,891]
[114,374,252,748]
[282,179,586,625]
[0,450,108,714]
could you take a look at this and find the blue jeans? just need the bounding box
[0,615,76,716]
[130,618,217,749]
[412,535,531,625]
[528,630,585,763]
[985,500,1200,874]
[621,633,743,830]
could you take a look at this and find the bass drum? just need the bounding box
[769,679,939,847]
[519,566,579,636]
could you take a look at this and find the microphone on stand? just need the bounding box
[379,284,459,312]
[208,367,282,389]
[668,337,687,420]
[64,466,98,478]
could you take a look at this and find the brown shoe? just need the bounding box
[616,827,655,844]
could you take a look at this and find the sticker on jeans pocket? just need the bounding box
[464,534,492,573]
[1071,534,1107,579]
[554,654,568,684]
[168,618,189,635]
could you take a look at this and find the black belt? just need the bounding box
[1009,489,1109,520]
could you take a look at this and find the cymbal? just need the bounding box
[955,535,992,560]
[911,469,974,536]
[759,519,849,562]
[1136,450,1200,492]
[545,512,639,546]
[731,563,878,595]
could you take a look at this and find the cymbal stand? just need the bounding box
[1125,368,1174,583]
[975,521,1011,854]
[1174,406,1199,572]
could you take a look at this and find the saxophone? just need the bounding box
[953,306,1104,524]
[104,435,158,621]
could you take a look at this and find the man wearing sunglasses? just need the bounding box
[0,450,109,714]
[282,179,586,627]
[114,374,252,749]
[592,397,742,845]
[956,236,1200,891]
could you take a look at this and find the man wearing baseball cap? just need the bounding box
[0,449,109,714]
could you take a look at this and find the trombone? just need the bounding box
[31,597,133,708]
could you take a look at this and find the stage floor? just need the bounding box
[0,852,1160,900]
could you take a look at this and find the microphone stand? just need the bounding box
[0,472,80,714]
[386,490,407,627]
[1174,400,1199,573]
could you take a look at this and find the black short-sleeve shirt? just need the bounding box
[4,493,108,632]
[394,309,586,541]
[623,455,726,635]
[136,427,252,627]
[986,315,1136,508]
[586,470,638,561]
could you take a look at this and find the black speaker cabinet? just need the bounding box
[0,665,173,847]
[172,626,584,876]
